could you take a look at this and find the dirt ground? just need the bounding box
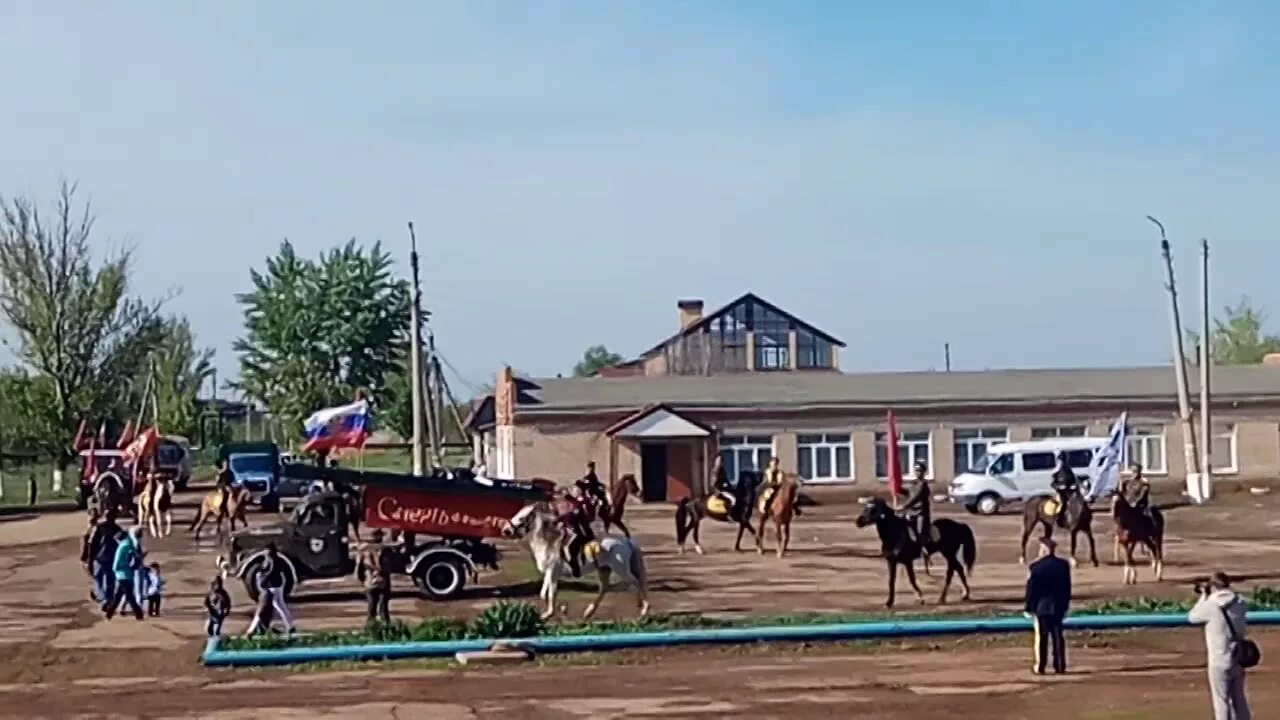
[2,482,1280,718]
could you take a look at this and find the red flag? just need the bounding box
[97,421,108,446]
[886,409,903,503]
[71,419,88,451]
[117,420,136,449]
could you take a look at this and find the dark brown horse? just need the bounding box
[1112,493,1165,584]
[599,473,641,537]
[855,498,977,608]
[674,472,759,554]
[1019,491,1097,568]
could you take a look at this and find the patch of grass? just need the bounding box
[0,462,76,508]
[215,587,1280,653]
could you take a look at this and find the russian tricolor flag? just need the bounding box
[302,399,372,452]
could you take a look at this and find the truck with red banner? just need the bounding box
[220,464,553,601]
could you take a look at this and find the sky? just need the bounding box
[2,1,1279,396]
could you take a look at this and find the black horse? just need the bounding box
[674,471,761,554]
[855,498,977,608]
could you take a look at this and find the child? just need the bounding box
[143,562,164,617]
[204,577,232,637]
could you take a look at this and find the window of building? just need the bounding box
[1030,426,1087,439]
[719,434,773,483]
[1210,424,1238,473]
[796,328,834,369]
[1125,425,1167,474]
[797,433,852,483]
[952,427,1008,473]
[708,305,749,372]
[875,431,931,479]
[752,306,792,370]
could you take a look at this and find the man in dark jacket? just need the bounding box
[1024,537,1072,675]
[86,510,121,605]
[576,461,610,519]
[1050,452,1079,529]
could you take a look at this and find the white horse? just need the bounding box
[502,502,651,620]
[136,474,174,538]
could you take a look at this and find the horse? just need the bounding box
[135,474,174,538]
[599,473,641,538]
[855,498,977,608]
[1112,493,1165,584]
[674,472,760,554]
[1019,490,1097,568]
[755,473,800,558]
[502,502,650,620]
[189,485,251,540]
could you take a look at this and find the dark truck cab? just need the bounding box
[220,464,550,602]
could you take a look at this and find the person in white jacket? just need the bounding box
[1187,571,1251,720]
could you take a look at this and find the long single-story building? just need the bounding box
[470,292,1280,501]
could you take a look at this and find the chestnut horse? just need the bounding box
[188,486,251,540]
[755,473,800,558]
[599,473,641,538]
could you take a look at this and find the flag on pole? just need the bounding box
[1085,412,1128,502]
[302,399,372,452]
[886,410,903,502]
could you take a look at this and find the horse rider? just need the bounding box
[759,456,802,517]
[898,461,933,547]
[555,488,595,578]
[576,461,611,519]
[710,455,735,503]
[1125,463,1153,520]
[1050,451,1079,528]
[214,458,235,519]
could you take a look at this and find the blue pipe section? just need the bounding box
[202,610,1280,668]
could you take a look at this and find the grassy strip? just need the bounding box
[216,587,1280,652]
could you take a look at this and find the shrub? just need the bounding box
[412,616,471,641]
[470,601,545,638]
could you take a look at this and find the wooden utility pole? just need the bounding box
[1199,238,1213,501]
[425,330,443,464]
[407,222,428,476]
[944,343,952,372]
[1152,216,1202,501]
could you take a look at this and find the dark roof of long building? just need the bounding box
[515,364,1280,413]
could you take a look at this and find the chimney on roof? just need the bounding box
[1263,353,1280,366]
[678,299,704,330]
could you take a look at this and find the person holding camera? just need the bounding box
[1188,571,1255,719]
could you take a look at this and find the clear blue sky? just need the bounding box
[3,2,1278,394]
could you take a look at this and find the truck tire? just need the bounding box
[74,489,89,511]
[412,556,467,600]
[239,556,296,603]
[975,492,1002,516]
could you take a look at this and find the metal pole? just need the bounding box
[1152,216,1202,501]
[425,332,442,465]
[944,343,951,372]
[407,222,427,476]
[1199,238,1213,501]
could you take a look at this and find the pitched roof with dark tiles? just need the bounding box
[516,365,1280,413]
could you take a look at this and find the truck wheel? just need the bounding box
[413,557,467,600]
[963,503,979,515]
[260,494,280,513]
[74,490,89,511]
[975,492,1002,516]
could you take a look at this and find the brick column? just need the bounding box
[931,426,955,481]
[773,432,798,473]
[853,430,877,483]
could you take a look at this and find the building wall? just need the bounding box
[511,403,1280,493]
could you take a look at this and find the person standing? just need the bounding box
[356,529,394,625]
[204,577,232,637]
[1189,572,1253,720]
[1024,537,1071,675]
[104,527,144,620]
[86,509,121,604]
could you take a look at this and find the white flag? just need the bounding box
[1086,412,1127,502]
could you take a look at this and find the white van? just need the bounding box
[948,437,1106,516]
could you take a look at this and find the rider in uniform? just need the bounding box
[214,459,234,520]
[356,529,395,625]
[1050,452,1079,528]
[1126,462,1153,518]
[576,461,611,520]
[898,461,933,547]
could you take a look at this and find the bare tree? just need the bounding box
[0,182,161,489]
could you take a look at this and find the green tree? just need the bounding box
[233,240,410,439]
[572,345,625,377]
[140,317,215,438]
[1187,297,1280,365]
[0,183,163,488]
